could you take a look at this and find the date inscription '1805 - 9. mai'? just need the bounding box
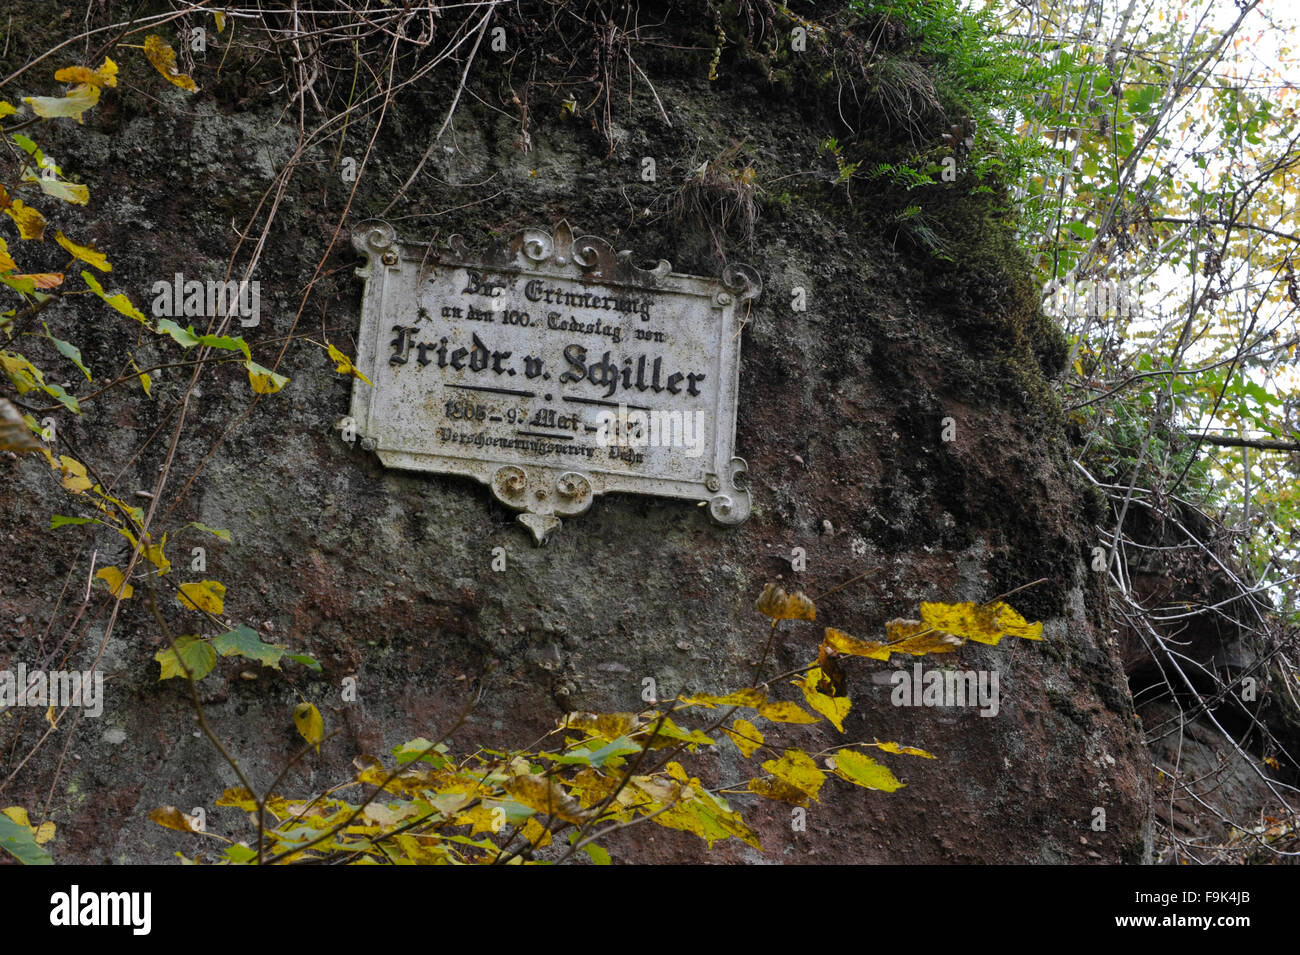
[348,220,761,543]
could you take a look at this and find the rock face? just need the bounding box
[0,3,1152,863]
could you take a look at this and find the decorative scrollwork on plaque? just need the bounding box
[349,220,760,543]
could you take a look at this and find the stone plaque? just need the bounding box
[349,220,761,543]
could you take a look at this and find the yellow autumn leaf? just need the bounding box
[749,775,812,806]
[520,817,552,848]
[214,11,227,33]
[723,718,764,758]
[918,600,1043,645]
[795,667,851,732]
[54,231,110,272]
[5,199,47,240]
[293,701,324,753]
[754,583,815,621]
[82,271,146,322]
[454,803,505,836]
[145,534,170,575]
[54,57,118,89]
[0,101,17,117]
[95,565,133,599]
[24,84,100,122]
[143,36,199,92]
[503,773,589,825]
[1,807,31,828]
[873,618,964,658]
[246,360,288,394]
[757,700,820,724]
[148,806,202,833]
[326,342,372,385]
[824,626,891,660]
[679,687,766,709]
[57,455,92,492]
[129,360,152,397]
[760,749,826,802]
[215,787,257,811]
[872,741,936,759]
[177,579,225,614]
[0,237,15,272]
[33,821,55,845]
[1,351,44,394]
[561,711,641,739]
[830,748,905,792]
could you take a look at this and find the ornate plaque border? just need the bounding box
[349,220,761,543]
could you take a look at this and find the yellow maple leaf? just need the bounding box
[830,748,905,792]
[5,200,47,240]
[679,687,766,709]
[759,749,826,803]
[872,741,936,759]
[55,231,110,272]
[723,718,764,758]
[177,579,225,614]
[246,360,288,395]
[57,455,92,492]
[795,667,851,732]
[756,699,820,724]
[824,626,891,660]
[53,57,118,89]
[918,600,1044,645]
[143,36,200,92]
[326,342,372,385]
[144,534,170,575]
[95,565,134,599]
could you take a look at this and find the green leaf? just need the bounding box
[211,625,286,668]
[49,515,97,529]
[223,843,258,863]
[194,332,250,360]
[392,738,450,766]
[284,652,322,672]
[43,322,91,381]
[187,521,232,542]
[0,812,53,865]
[156,319,200,348]
[581,842,612,865]
[41,382,79,413]
[155,635,217,681]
